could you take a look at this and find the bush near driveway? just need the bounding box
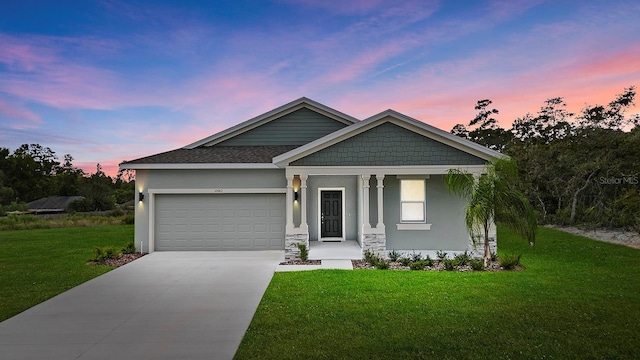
[0,225,134,321]
[235,227,640,360]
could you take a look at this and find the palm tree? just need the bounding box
[445,157,537,265]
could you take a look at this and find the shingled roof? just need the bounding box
[122,145,299,165]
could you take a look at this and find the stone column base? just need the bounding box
[362,233,386,258]
[285,233,310,260]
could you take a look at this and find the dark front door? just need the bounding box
[321,190,342,238]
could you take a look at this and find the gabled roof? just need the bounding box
[183,97,359,149]
[273,109,503,167]
[27,196,85,211]
[120,146,296,170]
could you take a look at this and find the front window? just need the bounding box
[400,179,426,222]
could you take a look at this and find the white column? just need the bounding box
[300,174,308,232]
[362,175,371,232]
[286,175,294,233]
[376,174,385,231]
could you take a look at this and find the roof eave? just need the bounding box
[119,163,281,171]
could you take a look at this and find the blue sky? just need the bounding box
[1,0,639,176]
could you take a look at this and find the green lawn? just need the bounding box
[0,225,134,321]
[236,227,640,360]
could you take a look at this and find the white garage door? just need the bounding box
[155,194,285,251]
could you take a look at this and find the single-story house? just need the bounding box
[119,98,499,259]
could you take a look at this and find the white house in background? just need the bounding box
[119,97,500,260]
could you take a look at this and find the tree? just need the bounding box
[451,99,512,151]
[445,157,537,265]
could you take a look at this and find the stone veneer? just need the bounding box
[362,233,386,258]
[284,233,310,260]
[467,234,497,259]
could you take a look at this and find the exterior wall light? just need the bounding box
[139,192,145,202]
[294,190,299,201]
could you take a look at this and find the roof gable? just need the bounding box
[184,97,358,149]
[289,122,487,166]
[216,107,350,146]
[274,110,503,167]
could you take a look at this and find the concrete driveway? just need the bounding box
[0,251,283,360]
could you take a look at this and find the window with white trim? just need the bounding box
[400,179,426,223]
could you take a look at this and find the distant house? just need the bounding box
[120,98,500,259]
[26,196,85,214]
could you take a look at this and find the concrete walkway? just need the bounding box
[0,251,283,360]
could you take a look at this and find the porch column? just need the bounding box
[300,174,309,232]
[376,174,385,230]
[286,174,294,233]
[362,175,371,231]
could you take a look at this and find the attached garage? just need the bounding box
[154,193,285,251]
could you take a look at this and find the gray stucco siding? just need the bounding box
[139,169,285,190]
[383,175,470,251]
[218,108,349,146]
[291,122,487,166]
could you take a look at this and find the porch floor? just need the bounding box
[308,240,362,260]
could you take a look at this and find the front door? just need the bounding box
[320,190,342,239]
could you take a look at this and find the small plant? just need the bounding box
[388,249,401,262]
[500,254,522,270]
[374,258,390,270]
[454,251,470,266]
[491,252,499,262]
[297,243,309,262]
[398,257,411,266]
[409,258,433,270]
[90,246,119,262]
[436,250,448,261]
[122,241,136,254]
[470,259,485,271]
[443,258,456,271]
[363,249,376,264]
[410,251,422,262]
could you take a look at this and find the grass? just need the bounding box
[0,213,134,231]
[236,227,640,359]
[0,225,134,321]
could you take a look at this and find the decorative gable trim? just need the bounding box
[183,97,359,149]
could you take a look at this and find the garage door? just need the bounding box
[155,194,285,251]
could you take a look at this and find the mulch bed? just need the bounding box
[88,252,145,267]
[279,260,322,265]
[351,259,517,272]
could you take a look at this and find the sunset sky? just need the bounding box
[1,0,639,177]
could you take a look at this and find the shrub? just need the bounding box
[409,258,433,270]
[470,259,485,271]
[297,243,309,262]
[436,250,448,261]
[500,254,522,270]
[122,214,135,224]
[374,259,390,270]
[363,249,376,264]
[122,241,136,254]
[443,259,457,271]
[90,246,119,262]
[410,251,422,262]
[454,251,470,266]
[108,208,125,217]
[388,249,401,262]
[398,257,411,266]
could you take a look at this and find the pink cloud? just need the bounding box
[0,98,41,128]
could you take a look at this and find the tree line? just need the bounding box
[0,144,134,212]
[452,86,640,230]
